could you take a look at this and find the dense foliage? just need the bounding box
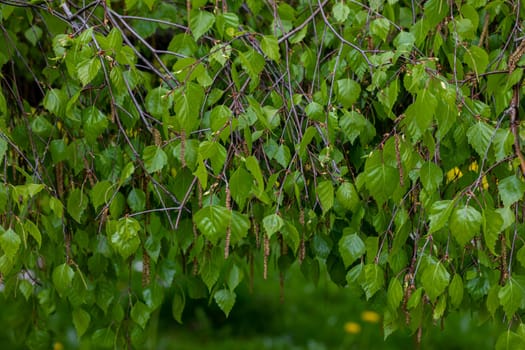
[1,0,525,348]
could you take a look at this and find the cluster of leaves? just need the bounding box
[1,0,525,348]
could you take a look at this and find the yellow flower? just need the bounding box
[53,342,64,350]
[361,310,381,323]
[344,322,361,334]
[446,167,463,183]
[468,161,479,172]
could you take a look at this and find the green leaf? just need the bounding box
[127,188,146,212]
[143,146,168,173]
[229,168,253,210]
[119,162,135,185]
[77,57,101,86]
[449,274,464,308]
[229,211,250,245]
[361,264,384,300]
[498,175,525,208]
[316,180,334,214]
[172,286,185,323]
[261,35,280,62]
[131,301,150,329]
[24,220,42,248]
[91,328,115,348]
[214,289,236,317]
[487,285,501,317]
[91,180,113,210]
[365,154,399,206]
[262,213,284,239]
[338,233,365,267]
[245,156,265,193]
[19,279,33,301]
[339,110,376,145]
[24,25,43,46]
[190,11,215,40]
[335,182,360,212]
[466,121,494,158]
[332,2,350,23]
[518,246,525,269]
[194,205,231,244]
[370,18,390,42]
[0,228,21,261]
[449,205,482,247]
[387,278,403,311]
[428,200,455,233]
[83,107,108,142]
[209,105,232,132]
[145,87,172,119]
[464,46,489,75]
[200,247,223,290]
[496,330,525,350]
[73,308,91,337]
[483,209,504,255]
[498,277,525,319]
[419,161,443,192]
[67,188,89,224]
[52,263,75,297]
[421,260,450,301]
[199,140,227,175]
[227,264,243,291]
[0,137,6,164]
[110,217,141,260]
[335,79,361,108]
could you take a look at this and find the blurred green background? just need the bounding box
[154,260,503,350]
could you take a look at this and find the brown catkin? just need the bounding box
[224,186,232,259]
[253,218,260,249]
[395,133,404,187]
[56,162,64,199]
[263,234,270,280]
[192,256,198,275]
[198,181,203,208]
[142,250,150,287]
[153,128,162,147]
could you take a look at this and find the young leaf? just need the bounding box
[387,278,403,311]
[193,205,231,244]
[262,213,284,239]
[77,57,101,86]
[449,205,482,247]
[316,180,334,214]
[338,233,365,267]
[67,188,89,224]
[72,308,91,337]
[261,35,280,62]
[190,11,215,40]
[498,277,525,320]
[0,228,21,261]
[419,161,443,192]
[52,263,74,297]
[143,146,168,173]
[361,264,384,300]
[214,289,236,317]
[172,286,185,323]
[131,301,151,329]
[332,2,350,23]
[498,175,525,208]
[335,79,361,108]
[421,261,450,301]
[335,182,360,212]
[110,217,141,260]
[449,274,464,308]
[428,200,455,233]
